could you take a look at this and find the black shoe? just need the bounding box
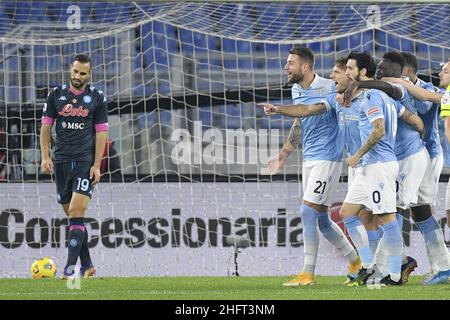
[380,275,402,286]
[346,268,375,287]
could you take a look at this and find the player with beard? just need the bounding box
[40,54,108,279]
[260,56,360,286]
[259,49,361,286]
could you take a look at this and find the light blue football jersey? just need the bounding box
[322,92,363,157]
[291,75,341,161]
[358,89,398,166]
[391,83,424,160]
[414,78,442,159]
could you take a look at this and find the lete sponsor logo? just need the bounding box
[58,104,89,117]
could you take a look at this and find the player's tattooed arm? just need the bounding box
[287,118,301,148]
[346,118,385,167]
[266,118,300,174]
[400,109,425,139]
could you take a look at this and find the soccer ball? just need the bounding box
[30,257,57,279]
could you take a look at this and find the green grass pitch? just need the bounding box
[0,276,449,300]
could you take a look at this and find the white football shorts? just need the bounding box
[344,161,399,214]
[396,148,429,209]
[302,160,342,207]
[415,152,443,207]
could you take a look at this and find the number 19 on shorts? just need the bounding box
[76,178,90,192]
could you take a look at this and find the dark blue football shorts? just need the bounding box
[54,161,94,204]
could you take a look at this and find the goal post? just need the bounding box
[0,1,449,277]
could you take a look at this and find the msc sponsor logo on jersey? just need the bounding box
[83,95,92,104]
[58,104,89,117]
[61,121,85,130]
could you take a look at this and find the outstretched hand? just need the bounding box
[257,102,279,116]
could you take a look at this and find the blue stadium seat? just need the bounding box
[8,87,19,102]
[322,55,335,71]
[7,55,19,71]
[416,43,429,58]
[266,58,282,70]
[375,30,386,46]
[418,58,429,70]
[350,34,361,48]
[400,39,414,52]
[322,40,335,53]
[222,38,236,52]
[308,42,321,53]
[89,2,109,22]
[279,44,292,55]
[274,6,297,39]
[158,109,172,127]
[14,1,31,24]
[225,104,242,129]
[199,108,213,128]
[207,35,218,51]
[45,2,65,23]
[264,44,279,52]
[336,37,349,51]
[0,85,4,103]
[33,46,46,71]
[430,46,442,58]
[134,83,154,97]
[106,82,117,97]
[91,54,103,69]
[387,34,400,51]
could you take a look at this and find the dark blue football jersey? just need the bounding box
[42,84,109,163]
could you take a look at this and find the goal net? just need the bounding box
[1,0,449,277]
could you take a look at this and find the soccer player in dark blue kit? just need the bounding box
[40,54,108,279]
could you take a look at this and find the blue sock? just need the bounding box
[415,216,450,271]
[300,204,320,274]
[382,220,403,282]
[64,218,85,276]
[415,216,440,235]
[396,213,404,231]
[378,227,384,238]
[343,216,373,268]
[367,230,380,255]
[318,213,357,263]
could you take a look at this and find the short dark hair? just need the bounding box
[383,51,405,70]
[74,54,91,65]
[334,57,348,70]
[347,51,376,77]
[400,52,418,73]
[289,47,314,68]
